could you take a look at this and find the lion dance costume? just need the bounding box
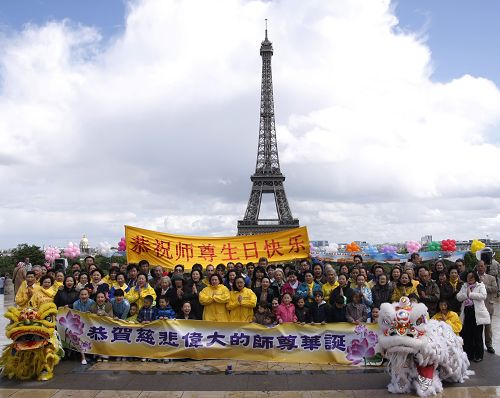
[377,297,471,396]
[1,302,63,381]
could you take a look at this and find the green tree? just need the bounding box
[0,255,15,276]
[11,244,45,266]
[464,251,478,271]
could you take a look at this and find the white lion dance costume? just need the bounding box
[377,297,471,396]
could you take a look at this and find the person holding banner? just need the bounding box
[227,276,257,322]
[199,274,230,321]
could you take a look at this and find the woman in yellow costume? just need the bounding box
[125,272,156,309]
[432,299,462,335]
[15,271,40,308]
[227,276,257,322]
[102,266,120,289]
[53,271,65,291]
[199,274,230,321]
[391,272,418,302]
[31,276,57,309]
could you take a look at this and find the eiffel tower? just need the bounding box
[237,26,299,235]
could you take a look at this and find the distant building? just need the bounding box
[310,240,329,247]
[421,235,432,245]
[79,234,90,255]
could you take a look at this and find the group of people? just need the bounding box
[12,253,498,364]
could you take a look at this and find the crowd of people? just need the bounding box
[11,252,499,364]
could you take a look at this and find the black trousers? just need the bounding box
[460,305,484,360]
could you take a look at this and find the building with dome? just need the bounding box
[79,234,90,255]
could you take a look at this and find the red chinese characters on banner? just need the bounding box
[130,236,150,254]
[198,244,217,262]
[264,239,284,258]
[126,227,309,269]
[155,240,174,259]
[288,235,306,253]
[175,242,194,262]
[243,242,259,260]
[221,243,240,261]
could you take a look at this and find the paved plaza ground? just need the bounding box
[1,295,500,397]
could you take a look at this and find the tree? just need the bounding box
[0,255,15,276]
[463,251,478,271]
[10,244,45,266]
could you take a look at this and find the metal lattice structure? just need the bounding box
[237,28,299,235]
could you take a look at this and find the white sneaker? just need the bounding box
[141,358,147,362]
[81,359,87,365]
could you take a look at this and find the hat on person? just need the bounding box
[171,274,185,282]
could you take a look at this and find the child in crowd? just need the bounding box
[309,290,328,324]
[295,296,309,324]
[156,296,176,320]
[137,295,157,323]
[111,289,130,320]
[179,301,196,320]
[127,303,139,323]
[271,297,279,317]
[90,292,113,317]
[330,294,347,322]
[253,301,275,326]
[72,288,94,365]
[276,293,297,323]
[346,292,367,324]
[370,307,380,324]
[408,293,420,304]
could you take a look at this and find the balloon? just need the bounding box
[63,242,81,259]
[327,243,339,253]
[380,245,397,255]
[470,240,485,254]
[427,241,441,252]
[44,246,61,263]
[405,240,421,254]
[440,239,456,252]
[99,241,115,258]
[117,237,126,252]
[346,242,361,253]
[366,246,379,256]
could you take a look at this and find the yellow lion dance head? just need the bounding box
[1,302,63,381]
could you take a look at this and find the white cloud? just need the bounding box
[0,0,500,249]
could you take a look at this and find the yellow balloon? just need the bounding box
[471,239,486,254]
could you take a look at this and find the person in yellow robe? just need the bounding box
[226,276,257,322]
[432,300,462,335]
[31,275,57,308]
[391,272,418,302]
[15,271,40,308]
[199,274,230,321]
[322,269,339,302]
[125,273,156,310]
[53,271,65,291]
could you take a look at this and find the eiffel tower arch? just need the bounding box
[237,27,299,235]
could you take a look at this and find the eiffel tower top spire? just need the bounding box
[237,25,299,235]
[255,23,280,175]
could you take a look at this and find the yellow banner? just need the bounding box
[57,308,382,365]
[125,225,310,270]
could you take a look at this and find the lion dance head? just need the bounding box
[377,297,470,397]
[1,302,63,381]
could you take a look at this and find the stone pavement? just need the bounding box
[1,294,500,396]
[0,387,500,397]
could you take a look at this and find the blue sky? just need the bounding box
[1,1,499,85]
[395,0,500,85]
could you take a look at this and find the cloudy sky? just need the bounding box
[1,0,500,249]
